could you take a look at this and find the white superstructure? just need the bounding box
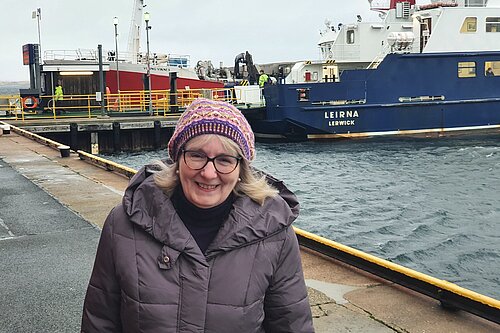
[413,1,500,53]
[286,0,500,83]
[319,0,416,69]
[318,0,500,69]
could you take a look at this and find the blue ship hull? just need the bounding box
[253,52,500,140]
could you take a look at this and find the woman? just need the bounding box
[81,98,314,332]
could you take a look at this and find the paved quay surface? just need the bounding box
[1,130,498,333]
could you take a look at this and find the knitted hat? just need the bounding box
[168,98,255,161]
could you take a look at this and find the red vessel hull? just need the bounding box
[106,69,224,92]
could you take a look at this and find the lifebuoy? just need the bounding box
[22,96,39,109]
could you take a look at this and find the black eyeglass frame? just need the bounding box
[182,149,242,174]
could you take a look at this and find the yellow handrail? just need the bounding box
[0,86,245,121]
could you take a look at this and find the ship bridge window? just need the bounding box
[458,61,476,78]
[460,17,477,33]
[347,30,355,44]
[485,61,500,76]
[486,17,500,32]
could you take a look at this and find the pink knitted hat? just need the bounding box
[168,98,255,161]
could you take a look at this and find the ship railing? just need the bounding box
[367,43,391,69]
[109,87,236,115]
[0,95,22,116]
[367,54,385,69]
[105,50,136,63]
[399,95,445,102]
[418,1,459,10]
[127,53,191,67]
[0,88,239,121]
[369,0,391,11]
[44,49,98,61]
[142,53,190,67]
[312,99,366,106]
[43,49,192,68]
[43,49,137,63]
[43,49,138,63]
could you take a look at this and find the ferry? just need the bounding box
[23,0,223,103]
[249,0,500,140]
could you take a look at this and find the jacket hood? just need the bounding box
[122,165,299,257]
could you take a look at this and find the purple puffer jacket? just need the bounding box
[81,167,314,333]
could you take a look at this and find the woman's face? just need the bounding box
[178,135,240,209]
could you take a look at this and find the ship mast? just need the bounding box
[127,0,145,64]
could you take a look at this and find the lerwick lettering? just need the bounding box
[324,110,359,127]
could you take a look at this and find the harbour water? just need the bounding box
[0,82,28,95]
[102,135,500,300]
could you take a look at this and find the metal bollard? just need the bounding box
[58,145,71,158]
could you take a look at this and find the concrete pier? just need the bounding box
[0,131,498,332]
[5,116,180,153]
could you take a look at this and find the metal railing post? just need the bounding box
[98,44,106,117]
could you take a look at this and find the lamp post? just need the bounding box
[33,8,42,62]
[113,16,120,110]
[32,8,42,93]
[144,11,153,115]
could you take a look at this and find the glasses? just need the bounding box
[182,150,242,174]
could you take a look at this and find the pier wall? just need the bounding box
[14,119,177,153]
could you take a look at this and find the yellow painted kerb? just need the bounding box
[294,226,500,309]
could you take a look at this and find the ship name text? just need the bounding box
[324,110,358,127]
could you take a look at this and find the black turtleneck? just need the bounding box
[171,186,235,253]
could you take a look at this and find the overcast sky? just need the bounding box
[1,0,401,81]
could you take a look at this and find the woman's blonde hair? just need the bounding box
[154,135,278,205]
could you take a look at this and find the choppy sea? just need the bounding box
[101,135,500,300]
